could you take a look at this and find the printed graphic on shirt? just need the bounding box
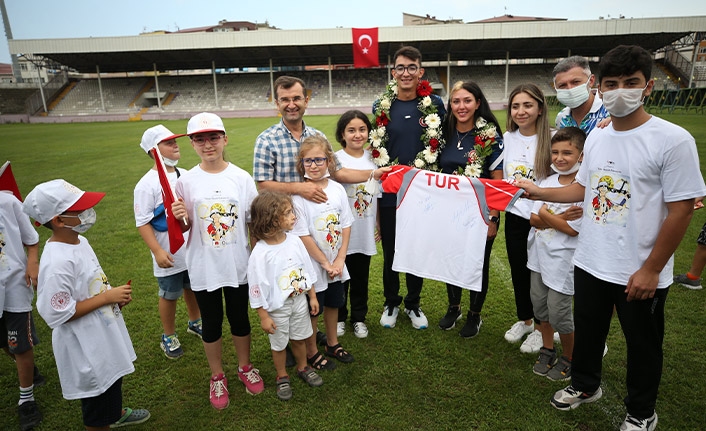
[507,164,535,182]
[314,212,341,251]
[88,271,120,323]
[279,267,310,297]
[0,228,7,272]
[535,203,573,244]
[590,172,630,226]
[196,199,239,248]
[51,291,71,310]
[346,184,373,218]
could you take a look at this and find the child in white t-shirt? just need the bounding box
[502,83,555,354]
[248,191,323,401]
[527,127,585,381]
[134,125,201,360]
[0,190,42,430]
[23,180,149,430]
[333,110,384,339]
[171,112,264,410]
[291,135,355,368]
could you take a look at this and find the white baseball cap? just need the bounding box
[23,179,105,225]
[187,112,225,136]
[140,125,185,153]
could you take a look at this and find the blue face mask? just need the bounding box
[62,208,96,233]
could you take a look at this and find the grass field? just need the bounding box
[1,111,705,430]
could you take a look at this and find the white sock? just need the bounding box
[19,384,34,405]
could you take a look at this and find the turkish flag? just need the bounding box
[0,161,22,201]
[352,28,379,68]
[150,148,185,254]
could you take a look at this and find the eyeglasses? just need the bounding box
[302,157,327,167]
[277,96,305,104]
[394,64,419,75]
[191,134,225,145]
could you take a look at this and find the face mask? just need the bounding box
[304,170,331,180]
[61,208,96,233]
[555,78,591,109]
[599,84,648,117]
[163,157,179,167]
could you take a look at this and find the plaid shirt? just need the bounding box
[253,119,339,183]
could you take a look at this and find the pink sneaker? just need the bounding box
[209,374,229,410]
[238,364,265,395]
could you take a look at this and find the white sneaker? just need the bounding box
[553,332,560,343]
[620,412,657,431]
[520,330,544,353]
[404,307,428,329]
[603,343,608,357]
[380,306,399,328]
[337,322,345,337]
[504,321,534,343]
[352,322,368,338]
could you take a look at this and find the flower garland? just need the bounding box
[369,79,444,169]
[457,117,498,178]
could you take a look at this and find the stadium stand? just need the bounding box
[0,88,38,114]
[49,78,145,115]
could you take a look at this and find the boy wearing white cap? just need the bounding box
[23,180,150,430]
[0,190,42,430]
[134,125,202,360]
[172,112,264,409]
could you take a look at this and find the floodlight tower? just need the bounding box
[0,0,23,83]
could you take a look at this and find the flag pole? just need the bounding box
[153,147,188,226]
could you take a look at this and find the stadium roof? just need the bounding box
[8,16,706,73]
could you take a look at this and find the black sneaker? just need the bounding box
[285,345,296,368]
[459,312,483,338]
[438,306,462,330]
[18,400,42,431]
[316,330,328,347]
[33,365,46,387]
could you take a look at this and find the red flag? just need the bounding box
[150,148,185,254]
[0,161,22,201]
[352,28,379,68]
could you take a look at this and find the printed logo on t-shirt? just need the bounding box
[314,211,341,251]
[50,291,71,310]
[346,184,373,218]
[278,267,310,297]
[249,284,261,299]
[507,163,535,182]
[0,228,7,272]
[196,198,239,248]
[89,271,120,322]
[590,171,630,226]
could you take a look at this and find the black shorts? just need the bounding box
[697,221,706,245]
[80,377,123,427]
[308,281,345,317]
[0,311,40,354]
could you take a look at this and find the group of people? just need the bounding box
[2,43,702,431]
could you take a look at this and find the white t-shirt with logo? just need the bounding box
[133,168,188,277]
[175,163,258,291]
[0,192,40,315]
[382,166,523,291]
[335,149,379,256]
[248,233,318,312]
[574,116,706,288]
[503,130,538,219]
[291,180,353,292]
[526,174,582,295]
[36,236,136,400]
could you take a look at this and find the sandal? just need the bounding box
[110,407,151,428]
[307,351,336,370]
[325,343,355,363]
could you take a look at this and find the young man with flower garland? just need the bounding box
[371,46,446,330]
[519,45,706,431]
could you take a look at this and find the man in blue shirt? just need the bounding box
[553,56,610,134]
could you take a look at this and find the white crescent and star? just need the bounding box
[358,34,372,54]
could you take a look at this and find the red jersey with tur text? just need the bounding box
[381,166,523,291]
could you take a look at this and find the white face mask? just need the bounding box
[599,84,648,118]
[61,208,97,233]
[555,77,591,109]
[304,170,330,180]
[551,151,583,174]
[163,157,179,167]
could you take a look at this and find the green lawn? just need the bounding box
[1,111,705,430]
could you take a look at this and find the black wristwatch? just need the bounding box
[488,215,500,224]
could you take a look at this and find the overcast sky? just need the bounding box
[2,0,705,64]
